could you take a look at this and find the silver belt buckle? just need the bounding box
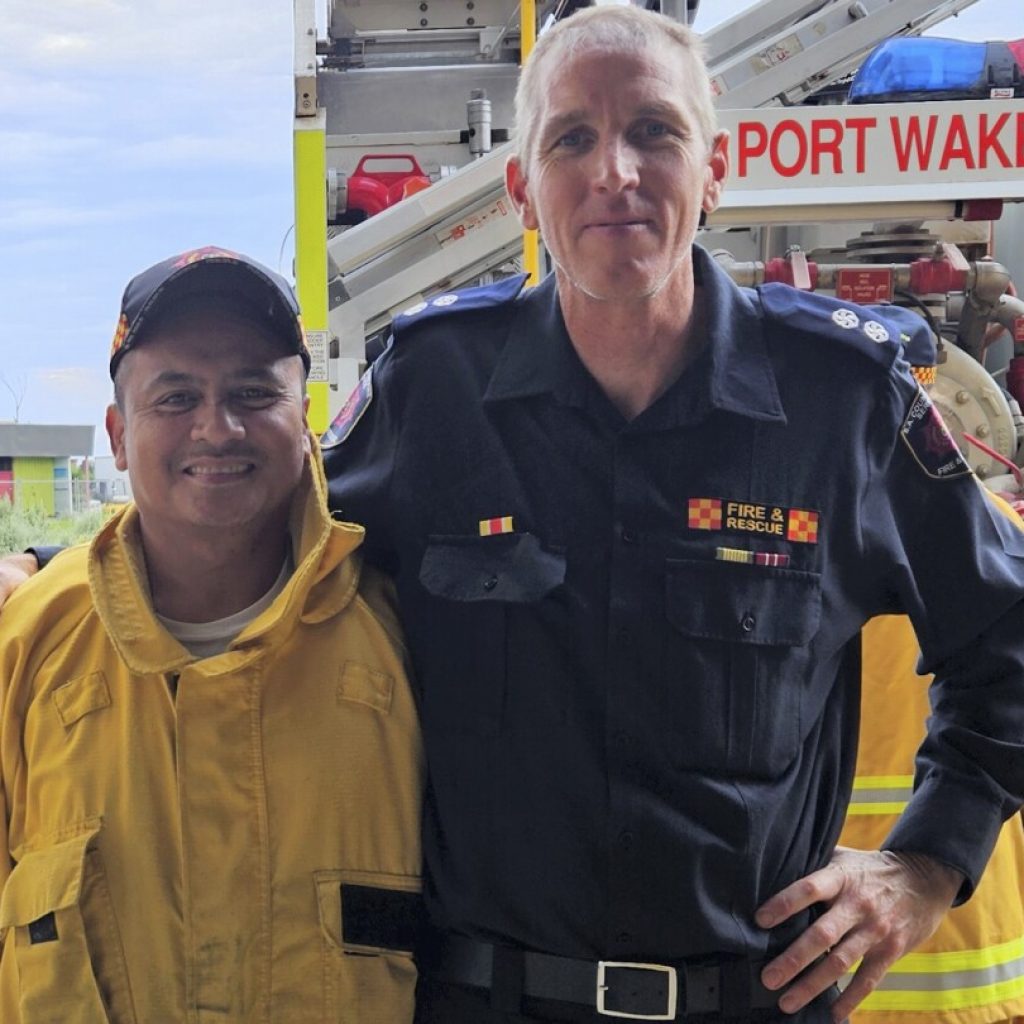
[596,961,678,1020]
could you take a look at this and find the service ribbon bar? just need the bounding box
[479,516,514,537]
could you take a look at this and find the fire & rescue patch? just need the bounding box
[900,386,971,480]
[688,498,820,544]
[321,368,373,448]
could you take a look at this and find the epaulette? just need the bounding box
[757,282,931,367]
[391,274,529,331]
[321,273,531,449]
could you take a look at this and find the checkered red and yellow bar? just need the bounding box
[688,498,722,531]
[786,509,819,544]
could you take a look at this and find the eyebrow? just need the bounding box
[142,367,280,390]
[540,102,687,140]
[539,109,589,142]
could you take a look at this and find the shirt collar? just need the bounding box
[483,245,786,427]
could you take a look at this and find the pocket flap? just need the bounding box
[419,532,565,603]
[0,824,100,931]
[338,661,394,713]
[666,559,821,646]
[52,672,111,728]
[315,868,422,956]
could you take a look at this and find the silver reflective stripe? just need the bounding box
[873,952,1024,992]
[846,785,912,806]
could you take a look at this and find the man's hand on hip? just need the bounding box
[0,553,39,610]
[755,846,962,1020]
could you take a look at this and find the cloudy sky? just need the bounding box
[0,0,1010,446]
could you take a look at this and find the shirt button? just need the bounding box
[618,830,634,850]
[616,931,632,944]
[483,575,498,591]
[741,614,756,633]
[615,627,633,646]
[621,526,636,544]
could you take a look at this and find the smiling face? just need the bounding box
[106,308,310,555]
[506,42,728,308]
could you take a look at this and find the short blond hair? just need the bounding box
[513,5,717,170]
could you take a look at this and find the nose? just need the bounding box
[190,399,246,445]
[590,136,640,193]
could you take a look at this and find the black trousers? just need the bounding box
[413,976,839,1024]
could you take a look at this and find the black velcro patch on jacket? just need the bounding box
[29,912,58,944]
[341,884,423,953]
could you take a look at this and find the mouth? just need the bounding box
[183,461,255,480]
[584,219,652,232]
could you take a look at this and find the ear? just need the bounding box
[105,403,128,471]
[505,156,539,231]
[701,130,730,216]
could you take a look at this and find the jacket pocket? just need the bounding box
[416,533,567,735]
[0,823,136,1024]
[664,559,821,778]
[315,869,420,1024]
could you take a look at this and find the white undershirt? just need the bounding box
[157,555,293,659]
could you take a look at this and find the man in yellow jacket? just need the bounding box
[842,614,1024,1024]
[0,248,423,1023]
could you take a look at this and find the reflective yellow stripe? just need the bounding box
[852,775,914,790]
[849,937,1024,1012]
[845,802,907,816]
[884,937,1024,975]
[847,776,912,816]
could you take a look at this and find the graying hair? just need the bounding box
[513,5,717,170]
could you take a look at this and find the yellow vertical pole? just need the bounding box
[519,0,541,286]
[293,0,330,433]
[294,115,330,433]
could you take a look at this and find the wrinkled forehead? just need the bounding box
[522,42,705,164]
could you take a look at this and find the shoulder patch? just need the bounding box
[392,274,529,331]
[757,284,904,366]
[321,367,373,449]
[900,386,971,480]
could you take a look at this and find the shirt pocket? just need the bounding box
[314,868,421,1024]
[416,532,566,735]
[0,822,136,1024]
[664,558,822,778]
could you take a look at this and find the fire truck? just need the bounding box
[291,0,1024,495]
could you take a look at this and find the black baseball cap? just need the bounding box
[109,246,310,378]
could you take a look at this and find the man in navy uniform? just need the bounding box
[322,6,1024,1023]
[3,6,1023,1023]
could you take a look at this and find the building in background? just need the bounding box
[0,424,95,517]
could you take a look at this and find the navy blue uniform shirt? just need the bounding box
[323,245,1024,963]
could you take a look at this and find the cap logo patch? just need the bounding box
[172,246,238,269]
[401,301,428,317]
[432,294,459,307]
[110,313,130,361]
[900,386,971,480]
[688,498,820,544]
[832,308,860,330]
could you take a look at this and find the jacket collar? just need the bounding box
[484,245,785,428]
[89,440,363,676]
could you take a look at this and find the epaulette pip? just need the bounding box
[391,274,529,332]
[757,282,929,367]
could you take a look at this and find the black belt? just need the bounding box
[426,934,780,1020]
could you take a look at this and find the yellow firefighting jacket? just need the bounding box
[0,452,423,1024]
[841,615,1024,1024]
